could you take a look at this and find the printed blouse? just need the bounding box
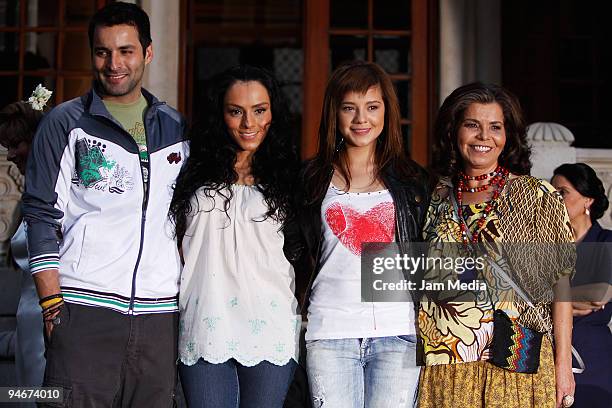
[418,176,574,366]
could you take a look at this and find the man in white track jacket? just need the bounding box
[21,2,188,406]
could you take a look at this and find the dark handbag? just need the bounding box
[482,255,547,374]
[489,309,543,373]
[483,250,589,375]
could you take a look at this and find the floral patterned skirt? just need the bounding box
[417,338,556,408]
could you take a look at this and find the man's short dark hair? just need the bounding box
[88,2,152,54]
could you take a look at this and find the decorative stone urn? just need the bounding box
[527,122,577,180]
[0,150,23,266]
[527,122,612,229]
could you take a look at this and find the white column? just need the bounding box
[439,0,502,104]
[439,0,467,103]
[474,0,501,85]
[26,0,38,53]
[141,0,180,110]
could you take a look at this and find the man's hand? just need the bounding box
[33,269,62,340]
[43,306,62,339]
[44,315,56,339]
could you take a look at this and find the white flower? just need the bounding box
[27,84,53,111]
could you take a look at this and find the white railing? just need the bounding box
[528,123,612,229]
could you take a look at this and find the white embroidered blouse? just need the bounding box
[178,185,300,367]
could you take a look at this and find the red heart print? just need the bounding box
[324,201,395,255]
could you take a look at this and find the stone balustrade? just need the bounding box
[528,122,612,229]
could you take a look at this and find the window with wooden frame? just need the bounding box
[178,0,436,164]
[502,0,612,148]
[0,0,106,109]
[302,0,435,165]
[180,0,304,148]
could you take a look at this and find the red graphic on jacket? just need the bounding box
[325,201,395,255]
[167,152,182,164]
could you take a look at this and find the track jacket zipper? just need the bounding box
[92,100,165,314]
[127,101,165,314]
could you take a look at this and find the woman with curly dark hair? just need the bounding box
[170,66,301,407]
[417,83,575,408]
[432,82,532,178]
[298,61,429,407]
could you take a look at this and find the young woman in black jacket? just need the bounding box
[298,61,429,408]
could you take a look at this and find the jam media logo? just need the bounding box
[72,138,134,194]
[167,152,182,164]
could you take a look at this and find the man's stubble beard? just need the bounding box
[98,75,139,97]
[95,64,145,98]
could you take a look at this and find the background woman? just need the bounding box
[299,61,429,408]
[418,82,574,408]
[0,101,45,395]
[552,163,612,408]
[170,65,301,407]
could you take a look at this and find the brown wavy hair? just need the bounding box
[432,82,531,178]
[302,61,420,204]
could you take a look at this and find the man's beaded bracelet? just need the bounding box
[39,294,63,310]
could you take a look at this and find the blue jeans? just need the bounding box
[306,336,420,408]
[179,358,297,408]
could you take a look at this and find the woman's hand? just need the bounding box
[552,280,574,407]
[555,360,575,407]
[572,300,605,316]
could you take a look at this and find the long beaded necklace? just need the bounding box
[456,166,509,244]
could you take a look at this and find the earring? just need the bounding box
[334,137,345,154]
[585,207,590,216]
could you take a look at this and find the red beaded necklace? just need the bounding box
[460,168,499,181]
[456,166,509,244]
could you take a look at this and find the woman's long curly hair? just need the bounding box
[433,82,532,178]
[170,65,298,242]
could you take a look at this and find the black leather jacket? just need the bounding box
[292,166,431,314]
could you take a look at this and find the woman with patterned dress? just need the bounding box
[552,163,612,408]
[417,83,575,408]
[298,61,429,408]
[170,66,302,407]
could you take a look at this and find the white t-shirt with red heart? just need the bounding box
[305,184,416,341]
